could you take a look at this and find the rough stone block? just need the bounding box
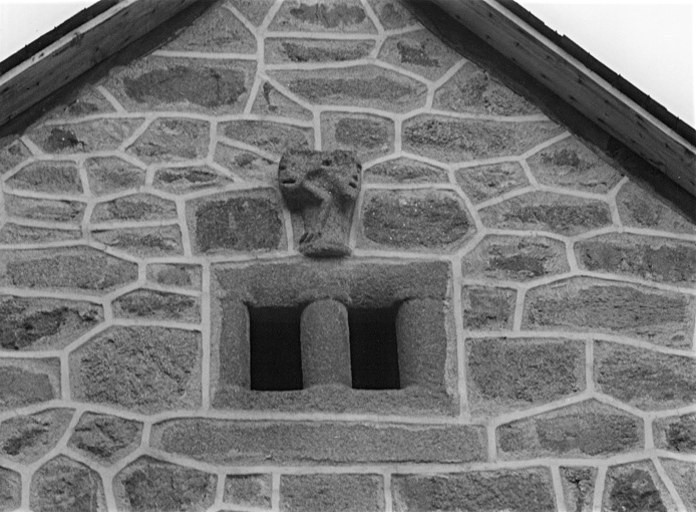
[70,326,201,414]
[497,399,642,458]
[0,139,31,175]
[221,120,313,155]
[5,195,85,223]
[226,0,275,26]
[560,467,597,512]
[214,143,277,184]
[603,461,672,512]
[457,164,528,205]
[91,194,177,222]
[0,467,20,512]
[462,235,568,281]
[271,66,426,112]
[0,296,102,351]
[224,474,272,509]
[91,226,183,256]
[0,358,60,410]
[251,81,313,119]
[660,459,696,511]
[654,413,696,453]
[42,87,114,121]
[0,408,73,463]
[434,61,540,116]
[151,420,486,464]
[468,337,584,415]
[153,165,233,193]
[392,468,556,512]
[69,412,142,464]
[269,0,376,32]
[266,37,374,63]
[0,224,80,244]
[85,157,146,195]
[187,190,284,254]
[617,180,696,234]
[461,286,516,330]
[146,263,202,289]
[528,137,622,192]
[379,29,461,79]
[595,341,696,410]
[114,457,216,512]
[112,289,199,322]
[366,0,417,29]
[365,158,448,184]
[480,191,612,235]
[524,278,695,348]
[128,118,209,163]
[30,456,106,512]
[321,112,394,160]
[6,161,82,194]
[281,474,384,512]
[360,190,472,250]
[28,119,142,154]
[0,246,137,293]
[576,234,696,285]
[403,115,563,162]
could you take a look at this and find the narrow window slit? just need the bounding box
[348,306,400,390]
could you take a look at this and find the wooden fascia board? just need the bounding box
[434,0,696,197]
[0,0,199,129]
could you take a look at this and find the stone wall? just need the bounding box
[0,0,694,511]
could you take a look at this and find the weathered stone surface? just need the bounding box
[70,326,201,414]
[524,278,695,348]
[188,190,283,254]
[361,190,472,250]
[214,143,277,184]
[661,459,696,511]
[69,412,142,463]
[365,158,448,184]
[455,162,529,203]
[576,234,696,285]
[28,119,142,154]
[43,87,114,120]
[0,359,59,410]
[461,286,516,330]
[0,139,31,175]
[403,116,563,162]
[0,296,102,351]
[462,235,569,281]
[154,166,232,193]
[224,474,271,509]
[147,264,202,289]
[434,61,540,116]
[528,137,623,192]
[114,457,216,512]
[321,112,394,160]
[617,180,696,234]
[152,420,486,464]
[560,467,597,512]
[0,224,81,244]
[226,0,274,25]
[392,469,556,512]
[367,0,417,29]
[5,195,85,223]
[113,289,200,322]
[0,467,20,512]
[266,38,373,63]
[128,118,209,163]
[107,57,255,113]
[91,194,177,223]
[220,120,312,154]
[30,456,105,512]
[468,337,584,415]
[161,5,255,53]
[480,191,612,235]
[91,226,183,256]
[0,246,137,293]
[6,161,82,194]
[497,400,642,458]
[271,66,426,112]
[654,413,696,454]
[281,474,383,512]
[595,341,696,410]
[603,462,670,512]
[85,157,146,195]
[0,408,73,463]
[379,29,461,79]
[270,0,376,32]
[251,81,313,119]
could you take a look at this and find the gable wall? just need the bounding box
[0,1,694,510]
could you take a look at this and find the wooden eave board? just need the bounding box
[0,0,198,128]
[434,0,696,197]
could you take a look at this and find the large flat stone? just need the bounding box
[603,461,671,512]
[0,139,31,175]
[30,456,105,512]
[617,181,695,234]
[91,226,183,256]
[146,263,201,289]
[0,467,20,512]
[379,29,461,79]
[27,119,142,154]
[0,408,74,464]
[281,474,384,512]
[366,0,417,29]
[224,474,272,509]
[69,412,142,464]
[365,158,448,184]
[214,143,277,184]
[0,224,81,245]
[266,38,374,63]
[153,165,232,194]
[112,289,200,322]
[455,162,529,203]
[5,195,85,224]
[85,157,146,196]
[220,120,313,154]
[269,0,376,32]
[6,161,82,194]
[91,194,177,222]
[0,359,60,411]
[321,112,394,161]
[127,118,209,163]
[461,286,516,330]
[660,459,696,511]
[654,413,696,454]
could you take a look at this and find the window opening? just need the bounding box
[348,306,400,389]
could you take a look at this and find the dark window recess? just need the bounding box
[348,306,400,390]
[249,306,303,391]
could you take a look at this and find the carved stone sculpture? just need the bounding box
[278,148,362,257]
